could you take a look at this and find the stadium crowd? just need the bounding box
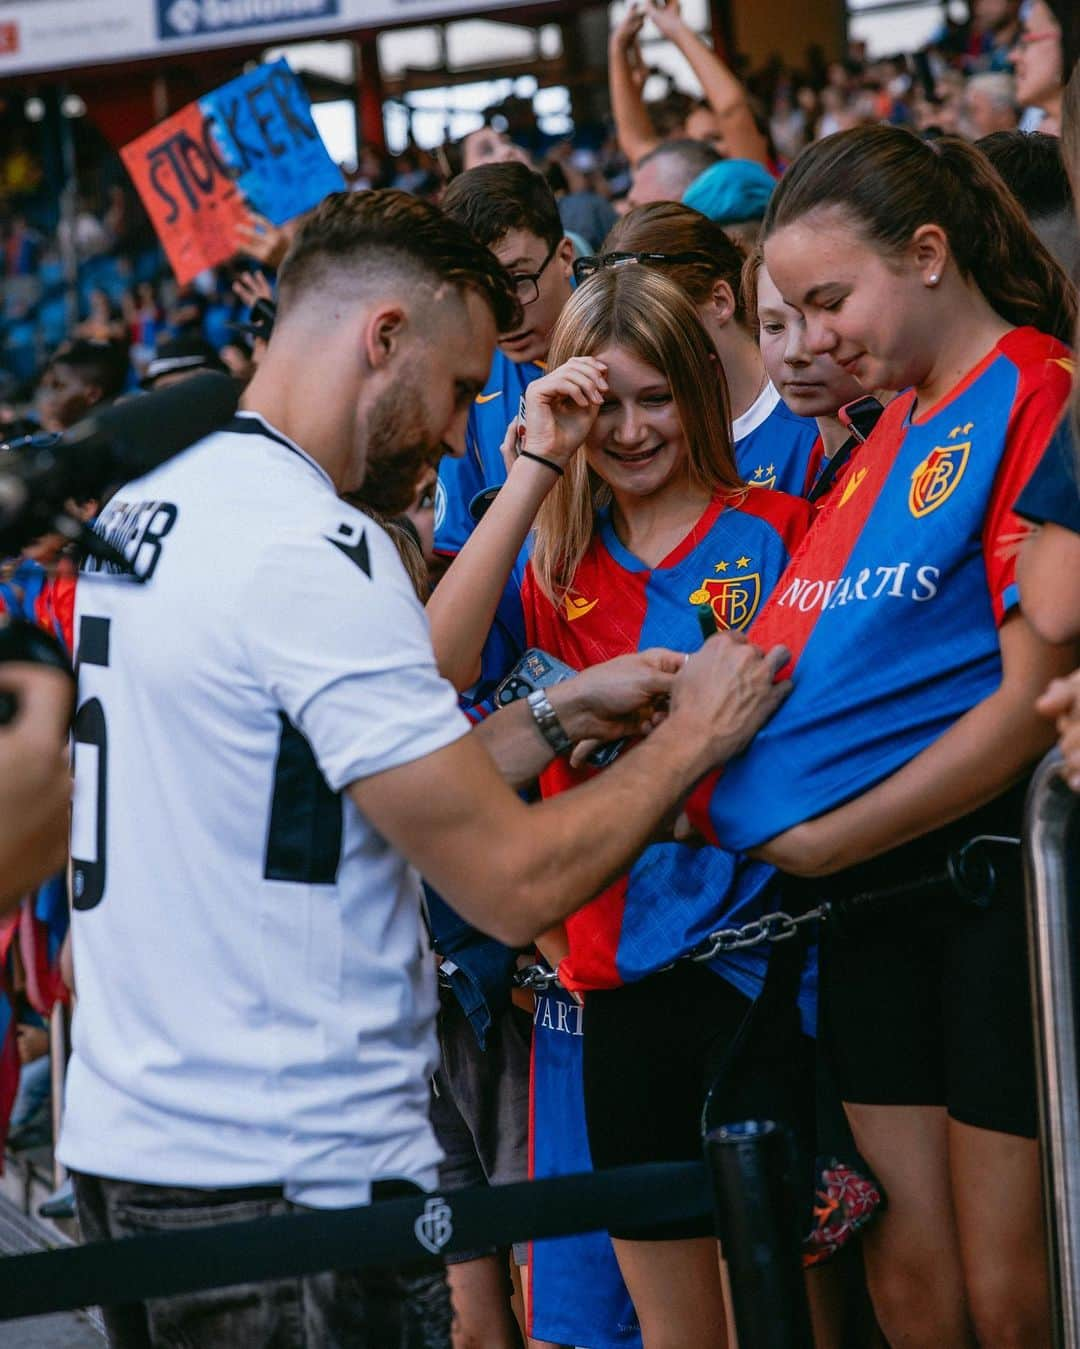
[2,0,1080,1346]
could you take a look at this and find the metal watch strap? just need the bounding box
[526,688,574,756]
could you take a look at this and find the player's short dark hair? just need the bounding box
[46,338,129,400]
[442,163,564,253]
[976,131,1073,220]
[277,189,521,334]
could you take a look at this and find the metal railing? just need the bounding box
[1025,750,1080,1348]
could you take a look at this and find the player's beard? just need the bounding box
[354,380,444,516]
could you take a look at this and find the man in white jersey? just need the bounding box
[60,190,790,1349]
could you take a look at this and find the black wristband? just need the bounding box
[519,451,564,477]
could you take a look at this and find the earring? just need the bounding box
[928,273,940,285]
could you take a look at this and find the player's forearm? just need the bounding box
[608,38,659,166]
[427,458,554,691]
[473,697,555,788]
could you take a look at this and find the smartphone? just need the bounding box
[494,648,578,707]
[494,648,627,767]
[838,395,885,445]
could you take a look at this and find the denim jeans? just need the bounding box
[71,1172,453,1349]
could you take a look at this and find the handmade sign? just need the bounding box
[121,60,344,285]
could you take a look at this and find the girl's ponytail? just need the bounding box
[763,126,1076,345]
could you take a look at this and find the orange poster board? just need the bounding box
[121,100,253,286]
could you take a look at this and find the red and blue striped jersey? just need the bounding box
[688,327,1073,850]
[522,487,812,992]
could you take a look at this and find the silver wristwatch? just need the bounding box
[526,688,574,756]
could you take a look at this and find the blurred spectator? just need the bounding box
[682,157,776,249]
[962,71,1019,135]
[1011,0,1067,132]
[34,338,128,433]
[962,0,1023,72]
[139,335,229,392]
[75,288,126,345]
[979,128,1079,274]
[629,138,721,208]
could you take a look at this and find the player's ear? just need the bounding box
[363,305,407,371]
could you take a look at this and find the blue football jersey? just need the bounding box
[733,381,821,498]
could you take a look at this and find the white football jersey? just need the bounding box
[59,412,468,1206]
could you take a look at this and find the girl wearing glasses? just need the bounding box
[685,124,1076,1347]
[431,265,821,1347]
[588,204,822,501]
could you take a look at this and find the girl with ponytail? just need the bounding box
[683,123,1078,1346]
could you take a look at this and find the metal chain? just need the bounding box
[686,907,824,964]
[512,908,824,994]
[512,963,563,992]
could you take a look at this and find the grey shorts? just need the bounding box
[430,985,532,1265]
[71,1171,451,1349]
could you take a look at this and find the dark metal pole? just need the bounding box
[1024,750,1080,1349]
[705,1120,813,1349]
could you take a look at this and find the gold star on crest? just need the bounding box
[736,555,751,569]
[714,561,729,573]
[766,463,775,475]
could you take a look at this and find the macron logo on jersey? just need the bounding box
[326,520,371,576]
[776,561,941,614]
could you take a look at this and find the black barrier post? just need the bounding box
[705,1120,813,1349]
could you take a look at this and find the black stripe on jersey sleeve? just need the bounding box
[264,714,343,885]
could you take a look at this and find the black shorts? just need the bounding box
[821,791,1037,1139]
[582,960,814,1241]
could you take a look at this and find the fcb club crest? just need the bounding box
[689,569,761,632]
[908,430,971,518]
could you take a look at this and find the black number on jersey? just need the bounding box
[72,616,110,911]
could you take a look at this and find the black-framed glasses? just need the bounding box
[509,241,560,305]
[572,250,717,285]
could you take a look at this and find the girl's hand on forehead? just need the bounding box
[519,357,609,469]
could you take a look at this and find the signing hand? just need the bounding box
[550,648,681,754]
[1036,668,1080,791]
[670,633,791,773]
[520,358,608,469]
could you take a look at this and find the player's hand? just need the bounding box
[643,0,686,38]
[1037,667,1080,791]
[521,358,608,470]
[550,648,680,751]
[669,634,791,773]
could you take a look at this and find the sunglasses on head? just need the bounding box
[572,250,717,285]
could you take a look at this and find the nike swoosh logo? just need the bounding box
[475,392,502,404]
[564,595,598,621]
